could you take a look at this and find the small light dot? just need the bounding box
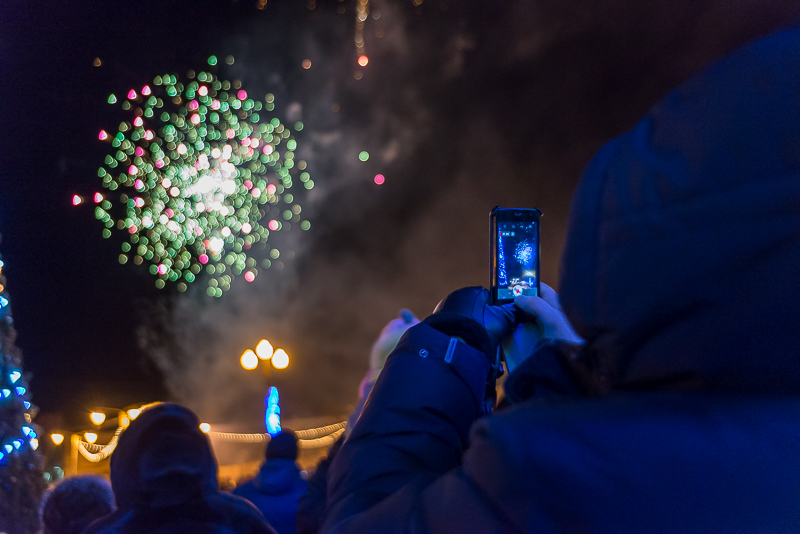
[302,59,312,69]
[358,55,369,67]
[374,174,385,185]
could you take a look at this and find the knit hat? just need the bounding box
[368,309,419,372]
[266,430,298,460]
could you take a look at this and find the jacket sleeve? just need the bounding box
[323,322,512,533]
[296,437,344,534]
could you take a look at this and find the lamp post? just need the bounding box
[240,339,290,378]
[240,339,290,435]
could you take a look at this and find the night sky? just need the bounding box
[2,0,799,432]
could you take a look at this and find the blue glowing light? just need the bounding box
[23,401,31,409]
[3,444,12,453]
[15,386,26,396]
[13,440,22,450]
[1,389,9,398]
[21,426,31,437]
[0,297,7,309]
[9,370,21,383]
[265,386,281,437]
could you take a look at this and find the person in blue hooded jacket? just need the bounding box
[82,403,276,534]
[232,430,308,534]
[321,23,800,534]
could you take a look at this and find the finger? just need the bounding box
[538,282,562,311]
[513,295,563,324]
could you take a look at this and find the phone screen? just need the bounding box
[495,217,539,302]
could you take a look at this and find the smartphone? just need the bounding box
[490,207,541,305]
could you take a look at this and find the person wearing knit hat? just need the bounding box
[265,430,298,461]
[232,430,308,534]
[40,475,115,534]
[351,309,419,433]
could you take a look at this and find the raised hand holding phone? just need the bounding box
[502,282,584,372]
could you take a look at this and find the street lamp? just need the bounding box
[50,433,64,446]
[239,339,290,435]
[240,340,289,371]
[84,432,98,444]
[256,339,273,360]
[271,349,289,370]
[240,349,258,370]
[90,412,106,426]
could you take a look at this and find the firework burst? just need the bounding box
[93,58,313,296]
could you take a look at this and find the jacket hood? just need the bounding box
[252,459,304,496]
[559,25,800,394]
[110,403,219,509]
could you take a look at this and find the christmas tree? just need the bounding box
[0,243,45,534]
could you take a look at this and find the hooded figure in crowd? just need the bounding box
[82,403,276,534]
[40,475,114,534]
[321,23,800,533]
[232,430,308,534]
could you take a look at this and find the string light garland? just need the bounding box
[208,431,268,444]
[93,57,313,295]
[72,415,347,462]
[297,427,345,449]
[75,426,123,462]
[294,421,347,439]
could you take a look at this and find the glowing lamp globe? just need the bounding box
[256,339,274,360]
[90,412,106,426]
[199,423,211,433]
[240,349,258,370]
[127,408,141,420]
[271,349,289,369]
[50,433,64,446]
[84,432,98,444]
